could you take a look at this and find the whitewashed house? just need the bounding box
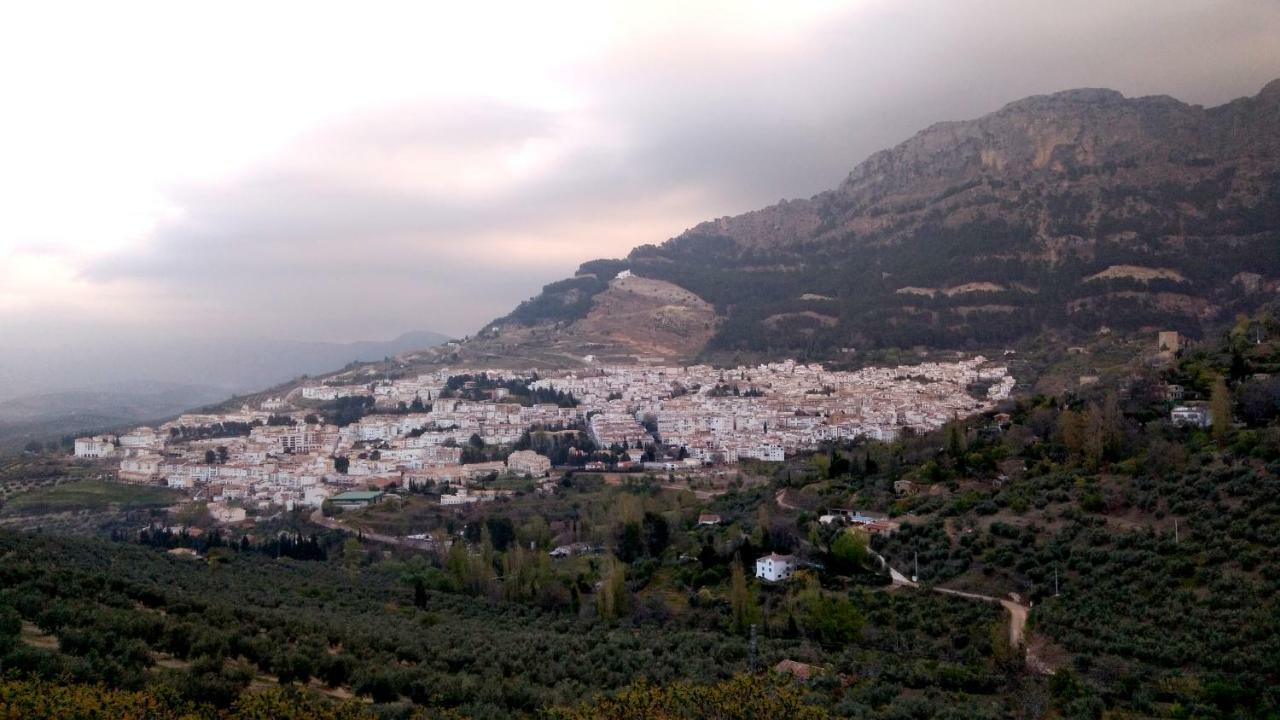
[74,436,116,458]
[755,553,796,582]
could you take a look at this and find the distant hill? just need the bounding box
[0,384,232,451]
[0,330,450,448]
[475,80,1280,362]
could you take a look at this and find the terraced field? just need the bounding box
[0,455,85,504]
[1,479,181,515]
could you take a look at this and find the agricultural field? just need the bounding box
[0,479,182,516]
[0,454,96,504]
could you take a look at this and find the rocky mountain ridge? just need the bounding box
[472,80,1280,363]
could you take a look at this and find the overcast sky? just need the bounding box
[2,0,1278,353]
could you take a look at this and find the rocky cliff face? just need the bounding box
[482,81,1280,360]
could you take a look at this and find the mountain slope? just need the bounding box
[480,80,1280,360]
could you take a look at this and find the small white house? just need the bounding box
[1171,404,1212,428]
[73,436,115,458]
[755,553,796,582]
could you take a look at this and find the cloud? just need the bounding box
[18,0,1280,351]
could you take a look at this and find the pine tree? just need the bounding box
[596,556,629,620]
[1210,377,1233,444]
[729,559,759,634]
[945,418,966,459]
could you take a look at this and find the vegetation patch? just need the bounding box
[2,479,181,515]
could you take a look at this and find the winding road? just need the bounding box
[870,549,1033,654]
[775,489,801,510]
[777,489,1032,651]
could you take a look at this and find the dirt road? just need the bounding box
[309,507,437,551]
[775,489,801,510]
[872,550,1031,649]
[934,587,1029,648]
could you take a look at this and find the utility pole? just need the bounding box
[1054,567,1059,597]
[1174,519,1179,545]
[749,624,759,674]
[912,551,919,583]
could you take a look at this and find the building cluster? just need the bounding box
[78,357,1012,517]
[533,357,1012,464]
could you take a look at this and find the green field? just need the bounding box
[1,480,181,515]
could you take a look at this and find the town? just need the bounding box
[74,357,1014,519]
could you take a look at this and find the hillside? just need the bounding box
[476,80,1280,363]
[2,314,1279,717]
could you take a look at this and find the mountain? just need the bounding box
[0,330,451,448]
[476,80,1280,363]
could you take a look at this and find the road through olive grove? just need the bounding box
[867,548,1044,671]
[778,490,1041,670]
[316,492,1041,672]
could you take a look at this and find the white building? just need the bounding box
[755,553,796,582]
[118,428,159,451]
[1171,404,1212,428]
[506,450,552,477]
[119,454,162,482]
[74,436,115,458]
[207,502,247,523]
[740,443,785,463]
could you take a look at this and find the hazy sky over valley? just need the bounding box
[2,0,1278,352]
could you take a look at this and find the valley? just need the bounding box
[2,74,1278,719]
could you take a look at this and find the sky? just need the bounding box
[2,0,1278,359]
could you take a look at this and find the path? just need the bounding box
[870,550,1034,655]
[935,587,1029,649]
[775,489,801,510]
[309,507,438,551]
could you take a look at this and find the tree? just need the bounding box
[1058,409,1086,459]
[204,449,217,465]
[826,450,851,478]
[616,522,644,563]
[548,675,831,720]
[1083,402,1106,470]
[831,530,869,573]
[596,556,629,621]
[484,517,516,552]
[641,512,670,557]
[946,418,967,459]
[729,560,760,634]
[22,441,42,454]
[1211,377,1233,444]
[1239,375,1280,426]
[795,585,863,644]
[340,538,363,575]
